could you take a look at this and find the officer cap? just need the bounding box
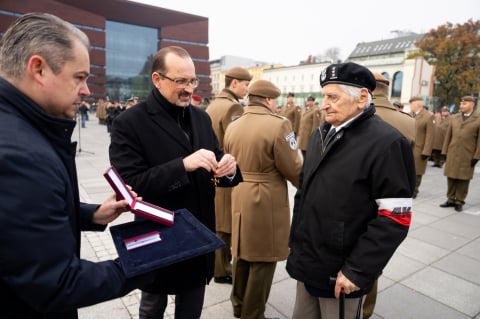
[307,95,315,101]
[461,96,475,103]
[441,106,450,112]
[373,72,390,86]
[409,96,423,103]
[248,80,281,98]
[287,92,295,97]
[320,62,376,92]
[225,67,252,81]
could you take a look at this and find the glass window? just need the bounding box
[392,71,403,98]
[105,21,158,102]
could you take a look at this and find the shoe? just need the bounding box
[440,201,455,208]
[214,275,232,284]
[412,191,418,199]
[455,205,463,212]
[233,314,240,318]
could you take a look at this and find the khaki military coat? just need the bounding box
[279,102,301,135]
[297,106,324,151]
[433,116,450,150]
[442,112,480,180]
[206,89,244,233]
[224,104,302,262]
[412,109,435,175]
[373,96,415,147]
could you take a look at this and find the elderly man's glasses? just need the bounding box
[157,72,199,88]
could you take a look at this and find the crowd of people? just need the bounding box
[1,12,479,319]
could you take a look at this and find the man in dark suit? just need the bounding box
[109,46,242,319]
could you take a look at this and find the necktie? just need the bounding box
[325,128,336,145]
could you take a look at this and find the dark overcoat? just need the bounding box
[0,77,151,319]
[109,89,241,293]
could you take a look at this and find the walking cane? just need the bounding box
[330,276,345,319]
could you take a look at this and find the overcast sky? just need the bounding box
[131,0,479,66]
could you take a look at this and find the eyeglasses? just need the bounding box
[157,72,199,88]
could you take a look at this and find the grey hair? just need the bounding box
[0,12,90,79]
[338,84,372,107]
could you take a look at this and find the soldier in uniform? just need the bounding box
[297,95,324,158]
[409,96,435,198]
[440,96,480,212]
[363,72,416,319]
[224,80,303,319]
[279,92,301,137]
[371,73,415,146]
[431,106,451,168]
[206,66,252,284]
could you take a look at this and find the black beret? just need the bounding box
[225,67,252,81]
[307,95,315,101]
[287,92,295,97]
[248,80,281,98]
[320,62,376,92]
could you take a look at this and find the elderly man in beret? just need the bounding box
[286,62,415,319]
[224,79,302,319]
[206,66,252,285]
[440,96,480,212]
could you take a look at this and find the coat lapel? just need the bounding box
[146,97,192,152]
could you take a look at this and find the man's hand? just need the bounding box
[215,153,237,177]
[334,270,360,298]
[93,187,139,225]
[183,148,218,172]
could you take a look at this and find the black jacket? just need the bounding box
[0,77,152,319]
[286,105,415,298]
[109,88,241,293]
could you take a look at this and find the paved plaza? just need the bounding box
[76,114,480,319]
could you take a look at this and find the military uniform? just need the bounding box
[442,111,480,206]
[206,88,244,279]
[279,102,301,136]
[297,105,324,156]
[412,108,435,196]
[373,96,415,147]
[224,80,302,319]
[432,114,450,167]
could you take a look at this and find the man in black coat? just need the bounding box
[109,45,241,319]
[287,62,415,319]
[0,13,157,319]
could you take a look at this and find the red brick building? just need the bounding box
[0,0,211,102]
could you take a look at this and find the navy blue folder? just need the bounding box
[110,208,225,277]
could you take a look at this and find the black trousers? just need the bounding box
[139,285,206,319]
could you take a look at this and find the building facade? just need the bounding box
[0,0,211,103]
[210,33,437,111]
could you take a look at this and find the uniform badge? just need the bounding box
[320,68,327,82]
[285,132,297,150]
